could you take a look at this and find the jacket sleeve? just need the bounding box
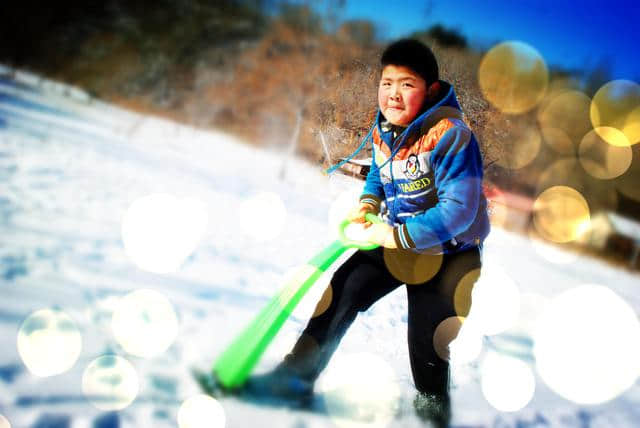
[359,147,384,213]
[395,125,483,250]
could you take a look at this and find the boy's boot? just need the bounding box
[413,363,451,427]
[241,363,314,407]
[241,334,321,406]
[413,392,451,428]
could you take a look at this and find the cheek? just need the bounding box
[405,92,426,113]
[378,89,387,109]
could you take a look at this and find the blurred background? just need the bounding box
[1,1,640,427]
[2,0,639,273]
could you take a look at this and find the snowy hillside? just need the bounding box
[1,66,639,428]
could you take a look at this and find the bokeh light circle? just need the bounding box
[591,80,640,146]
[533,186,591,243]
[82,355,139,411]
[481,352,535,412]
[534,285,640,404]
[122,193,208,274]
[579,128,632,179]
[537,90,592,154]
[539,127,574,156]
[112,289,179,358]
[178,394,226,428]
[623,106,640,144]
[312,283,333,318]
[479,41,549,114]
[341,222,379,245]
[433,316,464,361]
[494,122,541,169]
[454,268,480,317]
[0,414,10,428]
[614,143,640,202]
[239,192,287,242]
[466,263,520,336]
[383,248,443,285]
[317,352,400,428]
[17,309,82,377]
[484,185,511,230]
[527,227,578,265]
[536,158,618,214]
[448,321,483,364]
[536,78,574,111]
[328,188,363,240]
[275,264,321,316]
[588,124,633,148]
[513,292,551,339]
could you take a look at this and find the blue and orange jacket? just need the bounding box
[360,81,490,254]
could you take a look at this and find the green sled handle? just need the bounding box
[213,212,382,388]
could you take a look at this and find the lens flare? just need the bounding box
[82,355,139,411]
[239,191,287,242]
[178,394,226,428]
[0,414,11,428]
[591,80,640,146]
[533,285,640,404]
[481,352,535,412]
[479,41,548,114]
[533,186,591,243]
[317,352,400,428]
[17,309,82,377]
[111,289,179,358]
[466,262,520,336]
[579,128,632,180]
[121,193,208,274]
[383,248,443,285]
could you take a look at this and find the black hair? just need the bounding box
[380,39,439,85]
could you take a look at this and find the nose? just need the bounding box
[390,84,401,100]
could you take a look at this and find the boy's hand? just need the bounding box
[363,223,398,249]
[346,202,376,224]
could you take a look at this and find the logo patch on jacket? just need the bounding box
[403,154,423,179]
[398,177,432,193]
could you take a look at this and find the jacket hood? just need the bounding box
[323,81,463,175]
[375,80,464,146]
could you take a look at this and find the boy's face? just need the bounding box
[378,65,427,126]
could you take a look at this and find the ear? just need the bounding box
[426,81,441,101]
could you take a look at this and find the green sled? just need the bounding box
[213,213,382,388]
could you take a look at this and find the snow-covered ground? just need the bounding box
[1,67,639,428]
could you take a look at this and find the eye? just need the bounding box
[381,81,391,87]
[402,82,414,88]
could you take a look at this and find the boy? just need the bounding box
[244,39,490,426]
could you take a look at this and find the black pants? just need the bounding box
[282,246,482,395]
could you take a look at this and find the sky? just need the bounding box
[339,0,639,81]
